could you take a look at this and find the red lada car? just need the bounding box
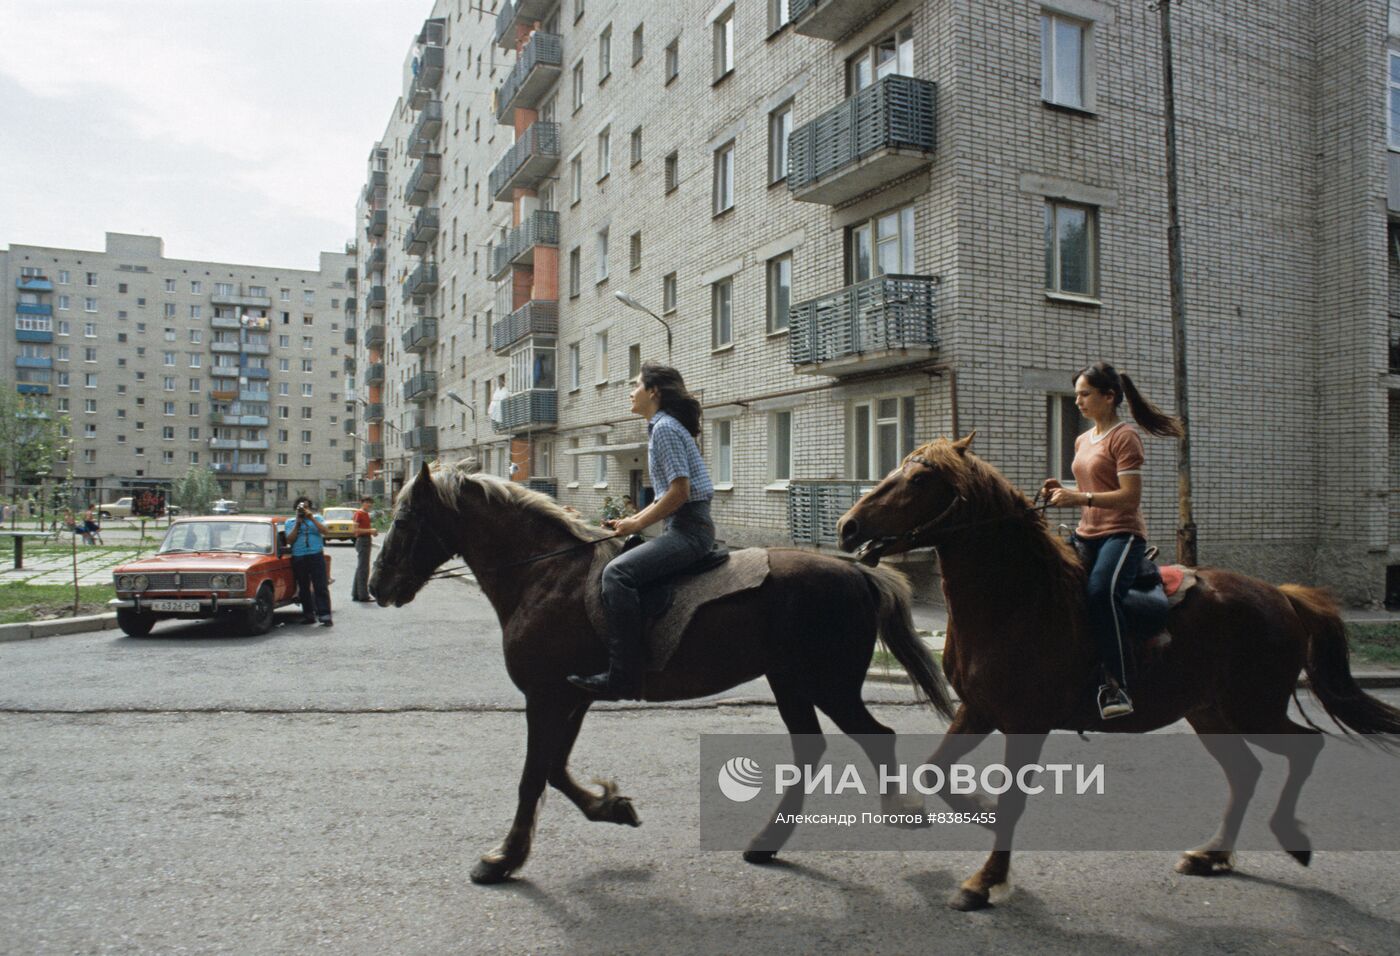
[108,515,331,637]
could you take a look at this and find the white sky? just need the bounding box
[0,0,437,270]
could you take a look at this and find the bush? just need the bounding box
[170,466,220,516]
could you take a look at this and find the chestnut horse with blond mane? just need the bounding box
[838,435,1400,911]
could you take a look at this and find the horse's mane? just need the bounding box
[417,459,609,543]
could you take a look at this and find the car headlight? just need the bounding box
[116,574,132,590]
[210,574,227,589]
[132,575,149,592]
[227,574,245,592]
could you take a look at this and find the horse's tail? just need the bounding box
[1282,583,1400,745]
[856,564,956,721]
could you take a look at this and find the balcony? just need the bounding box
[407,100,444,158]
[238,389,270,404]
[344,326,357,346]
[15,328,53,344]
[243,340,271,356]
[489,122,560,202]
[210,292,273,309]
[16,302,52,316]
[405,426,438,453]
[211,340,241,354]
[495,32,563,122]
[343,449,356,464]
[345,295,358,317]
[405,153,442,205]
[492,388,557,434]
[368,479,386,497]
[788,481,875,545]
[493,299,558,353]
[367,245,386,272]
[788,75,937,205]
[344,356,356,374]
[210,366,241,379]
[15,356,53,369]
[239,439,270,451]
[366,443,385,461]
[364,322,386,350]
[789,274,939,375]
[234,463,269,476]
[403,262,439,300]
[242,367,270,380]
[402,316,439,353]
[363,171,387,201]
[365,286,386,311]
[524,478,558,497]
[364,363,385,386]
[210,314,241,330]
[345,265,358,285]
[409,45,445,108]
[367,209,387,237]
[363,403,384,422]
[488,210,559,280]
[789,0,898,41]
[493,0,556,48]
[209,410,269,427]
[404,371,438,403]
[209,438,239,450]
[403,206,440,255]
[16,383,49,395]
[16,276,54,292]
[209,387,239,401]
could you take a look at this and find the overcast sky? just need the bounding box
[0,0,439,270]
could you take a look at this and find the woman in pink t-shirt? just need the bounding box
[1040,362,1183,720]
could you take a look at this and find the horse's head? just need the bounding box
[370,460,460,607]
[837,433,977,566]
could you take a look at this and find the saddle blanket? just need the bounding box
[584,541,771,672]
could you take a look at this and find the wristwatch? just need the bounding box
[1086,493,1095,507]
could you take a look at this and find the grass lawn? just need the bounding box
[0,582,116,625]
[1346,622,1400,666]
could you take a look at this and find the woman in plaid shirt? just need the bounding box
[568,362,715,700]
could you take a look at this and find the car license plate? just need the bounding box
[150,600,200,612]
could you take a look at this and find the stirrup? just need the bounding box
[1097,684,1134,720]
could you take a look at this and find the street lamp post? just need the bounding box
[615,291,673,360]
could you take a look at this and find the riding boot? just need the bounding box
[567,628,644,701]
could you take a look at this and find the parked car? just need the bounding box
[320,507,360,544]
[211,499,240,515]
[97,497,133,519]
[108,516,331,637]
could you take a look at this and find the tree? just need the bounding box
[0,390,69,491]
[170,465,220,516]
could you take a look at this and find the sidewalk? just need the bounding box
[0,542,153,586]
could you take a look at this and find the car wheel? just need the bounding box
[116,608,156,637]
[241,584,276,636]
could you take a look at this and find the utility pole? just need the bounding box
[1155,0,1197,566]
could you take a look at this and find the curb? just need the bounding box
[0,613,119,643]
[865,671,1400,690]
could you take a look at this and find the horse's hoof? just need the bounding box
[1287,848,1312,867]
[743,849,778,865]
[608,796,642,828]
[1175,852,1233,877]
[470,856,516,885]
[948,887,991,911]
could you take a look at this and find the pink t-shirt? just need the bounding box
[1071,422,1147,539]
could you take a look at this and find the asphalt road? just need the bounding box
[3,569,1400,954]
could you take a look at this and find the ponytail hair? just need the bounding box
[640,361,703,437]
[1074,361,1184,438]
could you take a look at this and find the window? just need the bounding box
[711,277,733,350]
[570,155,583,203]
[280,288,290,301]
[1391,53,1400,149]
[1041,11,1087,111]
[850,397,916,480]
[301,358,313,373]
[164,303,176,318]
[627,343,642,380]
[83,399,97,413]
[769,0,791,33]
[189,378,200,392]
[768,100,792,184]
[713,8,734,81]
[713,419,733,485]
[713,141,735,215]
[632,23,644,64]
[629,231,642,271]
[572,60,585,111]
[596,228,609,282]
[569,246,582,296]
[58,270,69,285]
[848,204,916,281]
[595,331,609,383]
[595,449,608,487]
[850,25,914,91]
[766,254,792,333]
[189,329,202,343]
[189,305,201,319]
[599,25,611,81]
[569,342,581,389]
[163,376,176,391]
[1047,394,1086,482]
[84,373,97,389]
[162,401,175,416]
[163,351,176,365]
[300,289,312,307]
[57,296,70,311]
[84,322,97,337]
[85,272,98,287]
[162,426,175,440]
[84,298,97,312]
[302,429,313,444]
[303,454,312,467]
[663,272,677,313]
[766,410,793,483]
[630,126,642,166]
[597,126,611,180]
[665,151,679,192]
[301,384,313,397]
[188,353,201,367]
[665,38,679,84]
[163,278,176,292]
[190,281,202,294]
[215,282,233,296]
[1044,200,1097,297]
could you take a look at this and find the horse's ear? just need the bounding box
[952,431,976,455]
[411,461,437,504]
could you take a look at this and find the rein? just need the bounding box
[865,462,1054,553]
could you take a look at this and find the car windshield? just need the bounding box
[158,521,273,554]
[323,509,356,521]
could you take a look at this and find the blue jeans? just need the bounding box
[292,552,332,621]
[601,500,715,670]
[1073,532,1146,689]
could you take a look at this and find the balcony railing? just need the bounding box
[342,418,355,435]
[15,356,53,369]
[16,302,52,315]
[409,45,445,108]
[493,299,558,353]
[364,363,385,386]
[345,265,358,284]
[345,296,357,315]
[344,356,356,374]
[407,100,444,158]
[403,206,440,255]
[405,153,442,205]
[210,341,240,354]
[363,403,385,422]
[365,285,386,311]
[210,293,273,309]
[344,326,357,346]
[233,463,269,475]
[494,32,563,122]
[403,262,440,300]
[15,328,53,344]
[405,426,438,453]
[209,438,239,450]
[343,449,356,463]
[493,0,556,48]
[524,478,558,497]
[488,210,559,280]
[367,245,386,272]
[210,314,241,330]
[789,274,939,375]
[788,480,876,545]
[402,317,439,353]
[788,74,937,205]
[16,276,54,292]
[210,366,241,378]
[367,209,387,237]
[404,371,439,403]
[243,341,270,355]
[366,443,385,461]
[364,322,385,350]
[492,388,557,433]
[789,0,898,41]
[242,367,270,380]
[489,122,561,202]
[367,479,386,496]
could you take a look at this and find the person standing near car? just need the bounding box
[350,495,378,603]
[285,496,333,627]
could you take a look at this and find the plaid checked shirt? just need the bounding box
[647,410,714,502]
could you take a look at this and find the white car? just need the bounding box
[98,497,133,519]
[211,499,241,515]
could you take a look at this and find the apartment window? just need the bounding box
[87,425,100,438]
[163,351,176,365]
[215,282,233,296]
[569,247,582,297]
[300,289,312,307]
[278,406,289,419]
[665,38,679,84]
[630,126,643,166]
[1044,200,1097,298]
[572,60,585,111]
[595,450,608,487]
[766,254,792,333]
[570,155,583,203]
[663,272,677,313]
[85,272,98,287]
[84,373,97,388]
[189,378,200,392]
[769,410,792,482]
[627,343,642,380]
[1391,53,1400,149]
[83,449,96,464]
[596,228,609,283]
[568,342,581,389]
[163,376,176,391]
[189,329,202,343]
[278,334,289,347]
[302,336,313,349]
[301,406,313,418]
[848,23,914,94]
[83,346,98,362]
[713,141,735,215]
[301,384,313,397]
[632,23,644,64]
[84,298,97,312]
[57,371,70,387]
[162,401,175,416]
[56,345,69,361]
[768,101,792,184]
[665,151,679,193]
[301,429,313,444]
[162,426,175,440]
[629,232,642,271]
[849,204,916,281]
[188,353,201,367]
[711,277,733,350]
[713,419,733,485]
[769,0,791,33]
[301,358,313,373]
[713,8,734,82]
[190,281,202,293]
[189,305,202,319]
[599,25,612,81]
[58,295,70,311]
[280,288,290,301]
[302,454,312,467]
[83,399,97,413]
[850,397,916,479]
[162,450,175,464]
[597,126,611,180]
[1047,394,1086,482]
[163,303,176,318]
[163,327,176,341]
[595,331,609,383]
[1041,11,1089,111]
[164,278,176,292]
[58,271,70,284]
[83,322,97,336]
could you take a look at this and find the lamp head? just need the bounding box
[614,291,642,310]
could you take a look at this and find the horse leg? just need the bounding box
[1244,719,1323,867]
[470,694,575,885]
[949,732,1047,912]
[813,692,924,822]
[544,699,642,827]
[926,705,999,823]
[1177,713,1261,877]
[744,684,824,865]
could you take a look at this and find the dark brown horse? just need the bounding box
[369,460,954,882]
[837,435,1400,911]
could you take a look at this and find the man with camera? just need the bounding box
[285,495,333,627]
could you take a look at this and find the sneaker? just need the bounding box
[300,616,317,625]
[319,617,333,627]
[1098,683,1134,719]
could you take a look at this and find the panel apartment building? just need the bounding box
[1,233,355,509]
[349,0,1400,605]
